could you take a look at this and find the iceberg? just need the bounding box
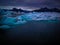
[0,25,10,29]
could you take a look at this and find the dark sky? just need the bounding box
[0,0,60,10]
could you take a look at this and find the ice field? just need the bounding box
[0,12,60,29]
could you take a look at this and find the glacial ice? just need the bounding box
[0,12,60,29]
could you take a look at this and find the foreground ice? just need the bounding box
[0,12,60,29]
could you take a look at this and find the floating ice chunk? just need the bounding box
[3,17,16,25]
[15,20,27,24]
[0,25,10,29]
[14,16,27,24]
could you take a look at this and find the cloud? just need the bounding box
[0,0,60,8]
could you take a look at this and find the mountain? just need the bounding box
[11,8,31,13]
[33,7,60,12]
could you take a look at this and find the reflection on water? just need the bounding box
[0,20,60,44]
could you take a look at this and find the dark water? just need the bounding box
[0,20,60,44]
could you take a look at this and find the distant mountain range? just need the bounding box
[1,7,60,12]
[33,7,60,12]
